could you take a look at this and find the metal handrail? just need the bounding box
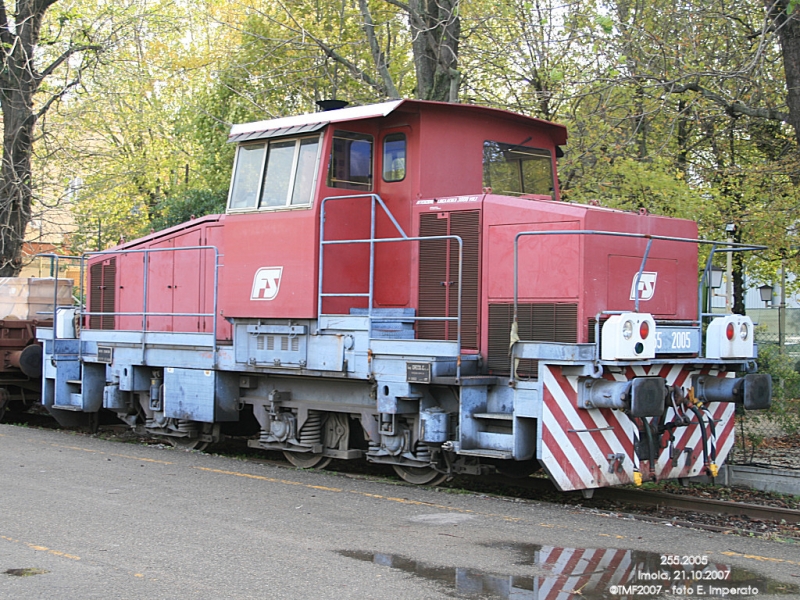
[511,230,766,381]
[81,245,222,366]
[33,253,83,346]
[319,194,464,378]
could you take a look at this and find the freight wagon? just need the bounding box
[0,277,72,421]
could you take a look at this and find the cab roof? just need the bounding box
[228,99,568,146]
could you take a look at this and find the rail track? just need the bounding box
[472,474,800,523]
[457,474,800,541]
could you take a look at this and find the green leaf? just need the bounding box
[596,16,614,34]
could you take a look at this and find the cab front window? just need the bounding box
[228,135,321,211]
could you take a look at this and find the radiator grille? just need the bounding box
[488,302,578,378]
[417,211,480,349]
[89,258,116,330]
[418,214,447,341]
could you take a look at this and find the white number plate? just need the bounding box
[655,327,701,354]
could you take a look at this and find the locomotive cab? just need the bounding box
[40,100,771,493]
[219,100,567,322]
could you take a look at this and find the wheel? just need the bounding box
[165,421,215,451]
[283,451,332,469]
[392,465,448,486]
[168,437,210,452]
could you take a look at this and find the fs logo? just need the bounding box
[629,272,658,301]
[251,267,283,301]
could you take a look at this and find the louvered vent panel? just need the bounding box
[417,214,448,341]
[448,211,480,349]
[487,302,578,378]
[89,263,102,330]
[554,303,578,343]
[417,211,480,350]
[89,258,117,330]
[101,258,116,329]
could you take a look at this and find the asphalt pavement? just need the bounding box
[1,423,799,599]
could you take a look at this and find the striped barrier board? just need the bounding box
[541,364,735,491]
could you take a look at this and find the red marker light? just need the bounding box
[726,322,735,341]
[639,320,650,339]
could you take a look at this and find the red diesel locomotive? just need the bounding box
[39,99,771,492]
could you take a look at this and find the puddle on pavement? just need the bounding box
[4,568,49,577]
[338,544,798,599]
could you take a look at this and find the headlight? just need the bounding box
[622,320,633,340]
[739,322,749,340]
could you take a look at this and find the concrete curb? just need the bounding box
[692,465,800,495]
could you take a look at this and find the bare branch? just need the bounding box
[267,0,392,97]
[666,81,790,123]
[358,0,400,98]
[37,43,103,82]
[36,78,83,120]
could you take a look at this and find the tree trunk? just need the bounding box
[0,0,50,276]
[408,0,461,101]
[773,0,800,147]
[0,97,35,276]
[0,0,98,275]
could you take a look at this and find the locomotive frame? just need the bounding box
[37,99,772,493]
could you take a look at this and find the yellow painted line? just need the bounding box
[355,491,522,522]
[46,442,174,465]
[193,466,342,491]
[1,534,80,561]
[308,484,342,492]
[193,466,522,522]
[57,444,98,453]
[354,491,442,507]
[3,532,148,580]
[109,453,173,465]
[721,551,800,567]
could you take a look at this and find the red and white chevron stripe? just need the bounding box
[535,546,635,599]
[541,364,735,491]
[533,545,731,597]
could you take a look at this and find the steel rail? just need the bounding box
[480,474,800,524]
[592,487,800,524]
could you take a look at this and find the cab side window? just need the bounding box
[382,133,406,182]
[328,131,373,190]
[482,141,554,198]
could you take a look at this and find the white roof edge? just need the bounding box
[229,100,405,137]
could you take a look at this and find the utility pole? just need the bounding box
[725,223,735,312]
[780,257,786,354]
